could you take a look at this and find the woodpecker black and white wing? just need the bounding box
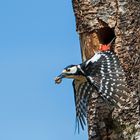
[84,51,131,108]
[72,80,95,132]
[98,73,130,108]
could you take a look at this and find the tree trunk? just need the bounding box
[72,0,140,139]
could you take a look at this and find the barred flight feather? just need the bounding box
[83,51,131,108]
[73,80,95,132]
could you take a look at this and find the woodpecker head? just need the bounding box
[55,64,85,84]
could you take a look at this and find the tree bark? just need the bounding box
[72,0,140,139]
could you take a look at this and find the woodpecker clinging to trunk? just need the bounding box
[55,50,132,132]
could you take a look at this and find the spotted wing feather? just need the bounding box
[84,51,131,108]
[73,80,95,132]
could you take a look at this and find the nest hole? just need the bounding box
[97,27,116,46]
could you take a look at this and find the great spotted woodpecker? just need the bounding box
[55,50,131,131]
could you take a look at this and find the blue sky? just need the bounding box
[0,0,88,140]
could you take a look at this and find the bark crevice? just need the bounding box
[72,0,140,139]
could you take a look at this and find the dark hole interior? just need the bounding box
[97,27,115,45]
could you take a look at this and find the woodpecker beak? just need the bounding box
[55,73,65,84]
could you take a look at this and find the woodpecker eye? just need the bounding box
[66,68,71,72]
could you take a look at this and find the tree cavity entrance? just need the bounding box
[97,27,115,46]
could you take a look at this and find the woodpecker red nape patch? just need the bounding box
[99,44,110,51]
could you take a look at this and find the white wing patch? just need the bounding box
[86,52,102,66]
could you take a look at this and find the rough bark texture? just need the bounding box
[72,0,140,139]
